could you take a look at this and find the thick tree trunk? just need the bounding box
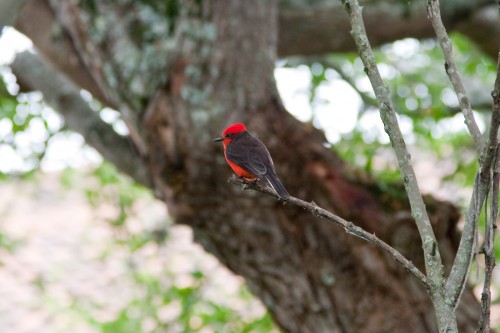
[9,0,484,332]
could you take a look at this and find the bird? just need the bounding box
[214,123,289,199]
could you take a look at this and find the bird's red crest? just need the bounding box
[222,123,247,136]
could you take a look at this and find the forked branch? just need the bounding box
[340,0,445,289]
[428,0,500,311]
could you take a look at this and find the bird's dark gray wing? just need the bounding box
[225,132,271,177]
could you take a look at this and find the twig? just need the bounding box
[228,176,430,289]
[476,50,500,333]
[484,51,500,171]
[340,0,444,286]
[478,145,499,333]
[426,0,485,155]
[446,172,488,308]
[446,47,500,313]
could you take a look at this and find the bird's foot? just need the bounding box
[238,176,258,189]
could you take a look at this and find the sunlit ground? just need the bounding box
[0,173,273,332]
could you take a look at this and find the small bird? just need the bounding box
[214,123,289,199]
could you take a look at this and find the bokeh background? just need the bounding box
[0,3,499,331]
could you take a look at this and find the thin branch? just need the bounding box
[446,172,488,308]
[228,176,430,289]
[478,144,499,333]
[11,51,149,186]
[340,0,444,286]
[426,0,485,155]
[477,51,500,333]
[445,47,500,311]
[485,50,500,170]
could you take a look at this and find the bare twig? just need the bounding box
[476,51,500,333]
[446,49,500,313]
[426,0,485,154]
[478,145,499,333]
[446,172,488,308]
[340,0,444,287]
[228,176,429,288]
[485,51,500,169]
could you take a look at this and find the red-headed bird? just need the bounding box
[214,123,289,199]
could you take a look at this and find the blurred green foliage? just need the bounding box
[0,231,20,253]
[59,162,277,333]
[0,72,63,177]
[287,34,495,190]
[73,271,275,333]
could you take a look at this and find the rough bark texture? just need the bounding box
[6,0,492,331]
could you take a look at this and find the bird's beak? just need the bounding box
[213,137,223,142]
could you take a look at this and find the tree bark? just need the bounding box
[8,0,486,331]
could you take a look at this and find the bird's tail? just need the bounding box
[265,170,289,199]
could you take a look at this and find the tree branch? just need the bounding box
[484,47,500,173]
[10,51,149,186]
[445,43,500,313]
[228,176,430,289]
[12,0,112,106]
[426,0,485,155]
[285,56,379,109]
[278,0,498,59]
[340,0,444,287]
[478,144,499,333]
[446,172,488,305]
[476,49,500,333]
